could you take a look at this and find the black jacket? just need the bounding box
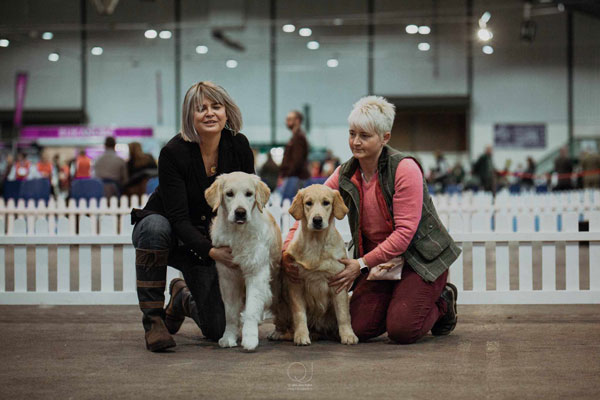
[133,130,254,261]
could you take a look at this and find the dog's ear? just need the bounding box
[204,177,222,212]
[288,189,304,220]
[333,190,349,220]
[255,179,271,213]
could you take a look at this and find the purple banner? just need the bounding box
[20,126,153,140]
[494,123,546,149]
[14,72,28,128]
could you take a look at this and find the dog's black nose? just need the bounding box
[235,208,247,220]
[313,216,323,228]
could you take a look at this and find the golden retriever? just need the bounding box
[205,172,282,351]
[269,184,359,345]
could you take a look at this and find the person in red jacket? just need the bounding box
[36,153,53,180]
[74,149,92,179]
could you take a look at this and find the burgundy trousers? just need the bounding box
[349,265,449,344]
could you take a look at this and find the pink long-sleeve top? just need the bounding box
[283,158,423,268]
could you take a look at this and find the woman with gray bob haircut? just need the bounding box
[180,81,243,141]
[130,81,254,352]
[283,95,461,344]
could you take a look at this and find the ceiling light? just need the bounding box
[144,29,157,39]
[282,24,295,33]
[226,59,238,68]
[479,11,491,28]
[195,45,208,54]
[477,28,493,41]
[306,41,319,50]
[299,27,312,37]
[42,32,53,40]
[159,30,172,39]
[405,25,418,34]
[48,52,60,62]
[333,18,343,26]
[418,26,431,35]
[327,58,339,68]
[0,39,9,47]
[418,42,430,51]
[482,45,494,55]
[91,46,103,55]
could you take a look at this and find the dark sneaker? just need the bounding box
[431,282,458,336]
[164,278,188,335]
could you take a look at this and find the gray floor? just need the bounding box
[1,304,599,399]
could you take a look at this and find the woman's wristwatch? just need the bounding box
[358,258,369,274]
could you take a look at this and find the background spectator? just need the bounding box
[36,152,53,181]
[448,160,465,186]
[0,154,14,195]
[10,152,32,181]
[520,156,535,190]
[553,146,573,191]
[309,160,322,178]
[278,110,310,196]
[94,137,128,197]
[258,152,279,192]
[580,147,600,189]
[124,142,157,196]
[74,149,92,179]
[429,150,450,192]
[472,145,496,193]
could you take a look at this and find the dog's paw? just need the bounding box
[268,330,293,341]
[241,335,259,352]
[340,332,359,345]
[268,330,285,341]
[218,334,238,348]
[294,331,311,346]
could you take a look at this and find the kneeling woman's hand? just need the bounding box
[282,252,302,284]
[209,246,239,269]
[329,258,361,294]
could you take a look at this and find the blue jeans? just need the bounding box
[132,214,225,341]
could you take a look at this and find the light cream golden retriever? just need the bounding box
[205,172,282,351]
[269,184,359,345]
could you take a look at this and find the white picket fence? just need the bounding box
[448,210,600,304]
[432,188,599,215]
[0,194,147,235]
[0,192,599,305]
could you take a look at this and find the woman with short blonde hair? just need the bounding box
[131,81,254,352]
[282,95,461,345]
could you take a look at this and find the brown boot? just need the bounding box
[136,248,176,352]
[164,278,189,334]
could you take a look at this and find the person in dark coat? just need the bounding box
[131,81,254,352]
[259,151,280,192]
[521,156,536,189]
[124,142,157,196]
[278,110,310,198]
[553,146,574,191]
[472,145,496,193]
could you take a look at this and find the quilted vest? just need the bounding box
[338,145,461,282]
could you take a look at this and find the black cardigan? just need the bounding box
[135,130,254,262]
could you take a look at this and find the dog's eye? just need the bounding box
[305,201,313,207]
[323,201,330,206]
[245,191,253,197]
[226,191,234,197]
